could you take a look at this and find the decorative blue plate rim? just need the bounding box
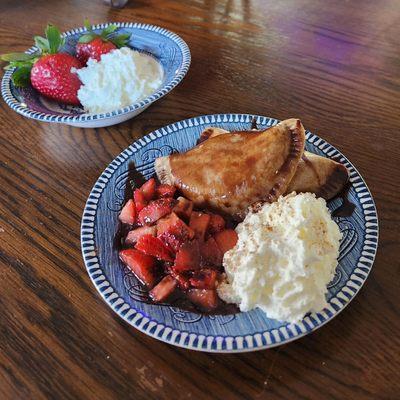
[1,22,191,124]
[81,114,379,353]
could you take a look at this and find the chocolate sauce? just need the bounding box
[250,116,258,130]
[197,128,214,144]
[331,181,356,217]
[124,161,146,202]
[155,293,239,316]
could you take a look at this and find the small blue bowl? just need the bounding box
[1,22,190,128]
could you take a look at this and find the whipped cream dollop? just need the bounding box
[217,192,342,323]
[74,47,163,114]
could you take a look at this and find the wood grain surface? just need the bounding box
[0,1,399,399]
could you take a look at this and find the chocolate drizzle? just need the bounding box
[331,181,356,217]
[250,116,258,130]
[155,294,239,315]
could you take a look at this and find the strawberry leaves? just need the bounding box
[1,23,65,87]
[1,52,38,87]
[79,19,131,48]
[78,33,98,44]
[1,53,36,63]
[110,33,131,48]
[83,18,92,31]
[45,24,64,54]
[100,25,118,38]
[34,24,64,54]
[34,36,50,52]
[10,66,31,87]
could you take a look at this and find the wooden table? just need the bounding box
[1,1,399,399]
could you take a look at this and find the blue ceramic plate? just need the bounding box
[81,114,378,352]
[1,22,190,128]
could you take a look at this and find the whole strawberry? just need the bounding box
[1,24,82,105]
[30,53,82,105]
[76,37,116,65]
[76,19,131,65]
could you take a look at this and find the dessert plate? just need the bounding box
[1,22,190,128]
[81,114,378,352]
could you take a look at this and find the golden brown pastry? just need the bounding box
[155,119,305,219]
[197,126,348,200]
[286,152,348,200]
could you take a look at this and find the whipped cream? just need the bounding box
[217,193,342,323]
[74,47,163,114]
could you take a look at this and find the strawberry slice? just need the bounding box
[166,266,191,290]
[155,184,176,198]
[173,273,190,290]
[135,234,174,262]
[157,212,194,253]
[214,229,238,254]
[157,212,194,240]
[189,269,218,289]
[140,178,156,201]
[149,275,177,302]
[134,189,147,213]
[173,197,193,220]
[119,249,156,287]
[118,199,136,225]
[158,233,184,254]
[189,212,211,241]
[200,237,223,266]
[125,226,157,245]
[208,213,226,235]
[174,240,201,272]
[187,289,218,311]
[138,198,176,226]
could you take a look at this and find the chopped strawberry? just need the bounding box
[157,212,194,239]
[187,289,218,310]
[208,213,226,235]
[158,233,184,254]
[119,249,156,287]
[125,226,157,245]
[189,269,218,289]
[118,199,136,225]
[174,240,201,272]
[134,189,147,213]
[140,178,156,201]
[135,235,174,262]
[156,184,176,198]
[169,270,190,290]
[189,212,211,241]
[214,229,238,254]
[200,237,223,266]
[173,197,193,220]
[138,198,176,226]
[149,275,177,302]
